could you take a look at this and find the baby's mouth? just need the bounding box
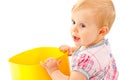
[73,36,80,42]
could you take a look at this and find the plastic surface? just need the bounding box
[8,47,70,80]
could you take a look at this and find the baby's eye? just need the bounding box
[80,23,86,28]
[72,20,75,25]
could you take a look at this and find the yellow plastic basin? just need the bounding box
[8,47,70,80]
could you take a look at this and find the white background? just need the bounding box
[0,0,119,80]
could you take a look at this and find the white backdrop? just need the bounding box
[0,0,119,80]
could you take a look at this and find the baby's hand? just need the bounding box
[40,58,61,74]
[59,45,73,56]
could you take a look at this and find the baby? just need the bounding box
[40,0,119,80]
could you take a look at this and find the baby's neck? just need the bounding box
[80,39,104,51]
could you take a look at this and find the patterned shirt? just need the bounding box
[71,39,119,80]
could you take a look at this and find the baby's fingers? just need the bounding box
[57,59,62,66]
[40,61,47,68]
[59,45,69,52]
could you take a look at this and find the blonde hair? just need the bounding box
[72,0,116,29]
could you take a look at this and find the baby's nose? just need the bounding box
[72,26,78,33]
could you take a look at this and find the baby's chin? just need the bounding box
[74,42,89,48]
[74,42,82,47]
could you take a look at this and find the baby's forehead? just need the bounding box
[71,9,98,25]
[72,7,97,14]
[71,8,97,19]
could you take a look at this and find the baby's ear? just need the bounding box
[98,26,109,36]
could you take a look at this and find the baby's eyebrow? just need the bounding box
[72,19,74,21]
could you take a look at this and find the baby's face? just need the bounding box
[71,8,101,47]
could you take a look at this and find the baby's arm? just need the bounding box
[59,45,77,56]
[40,58,87,80]
[51,70,87,80]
